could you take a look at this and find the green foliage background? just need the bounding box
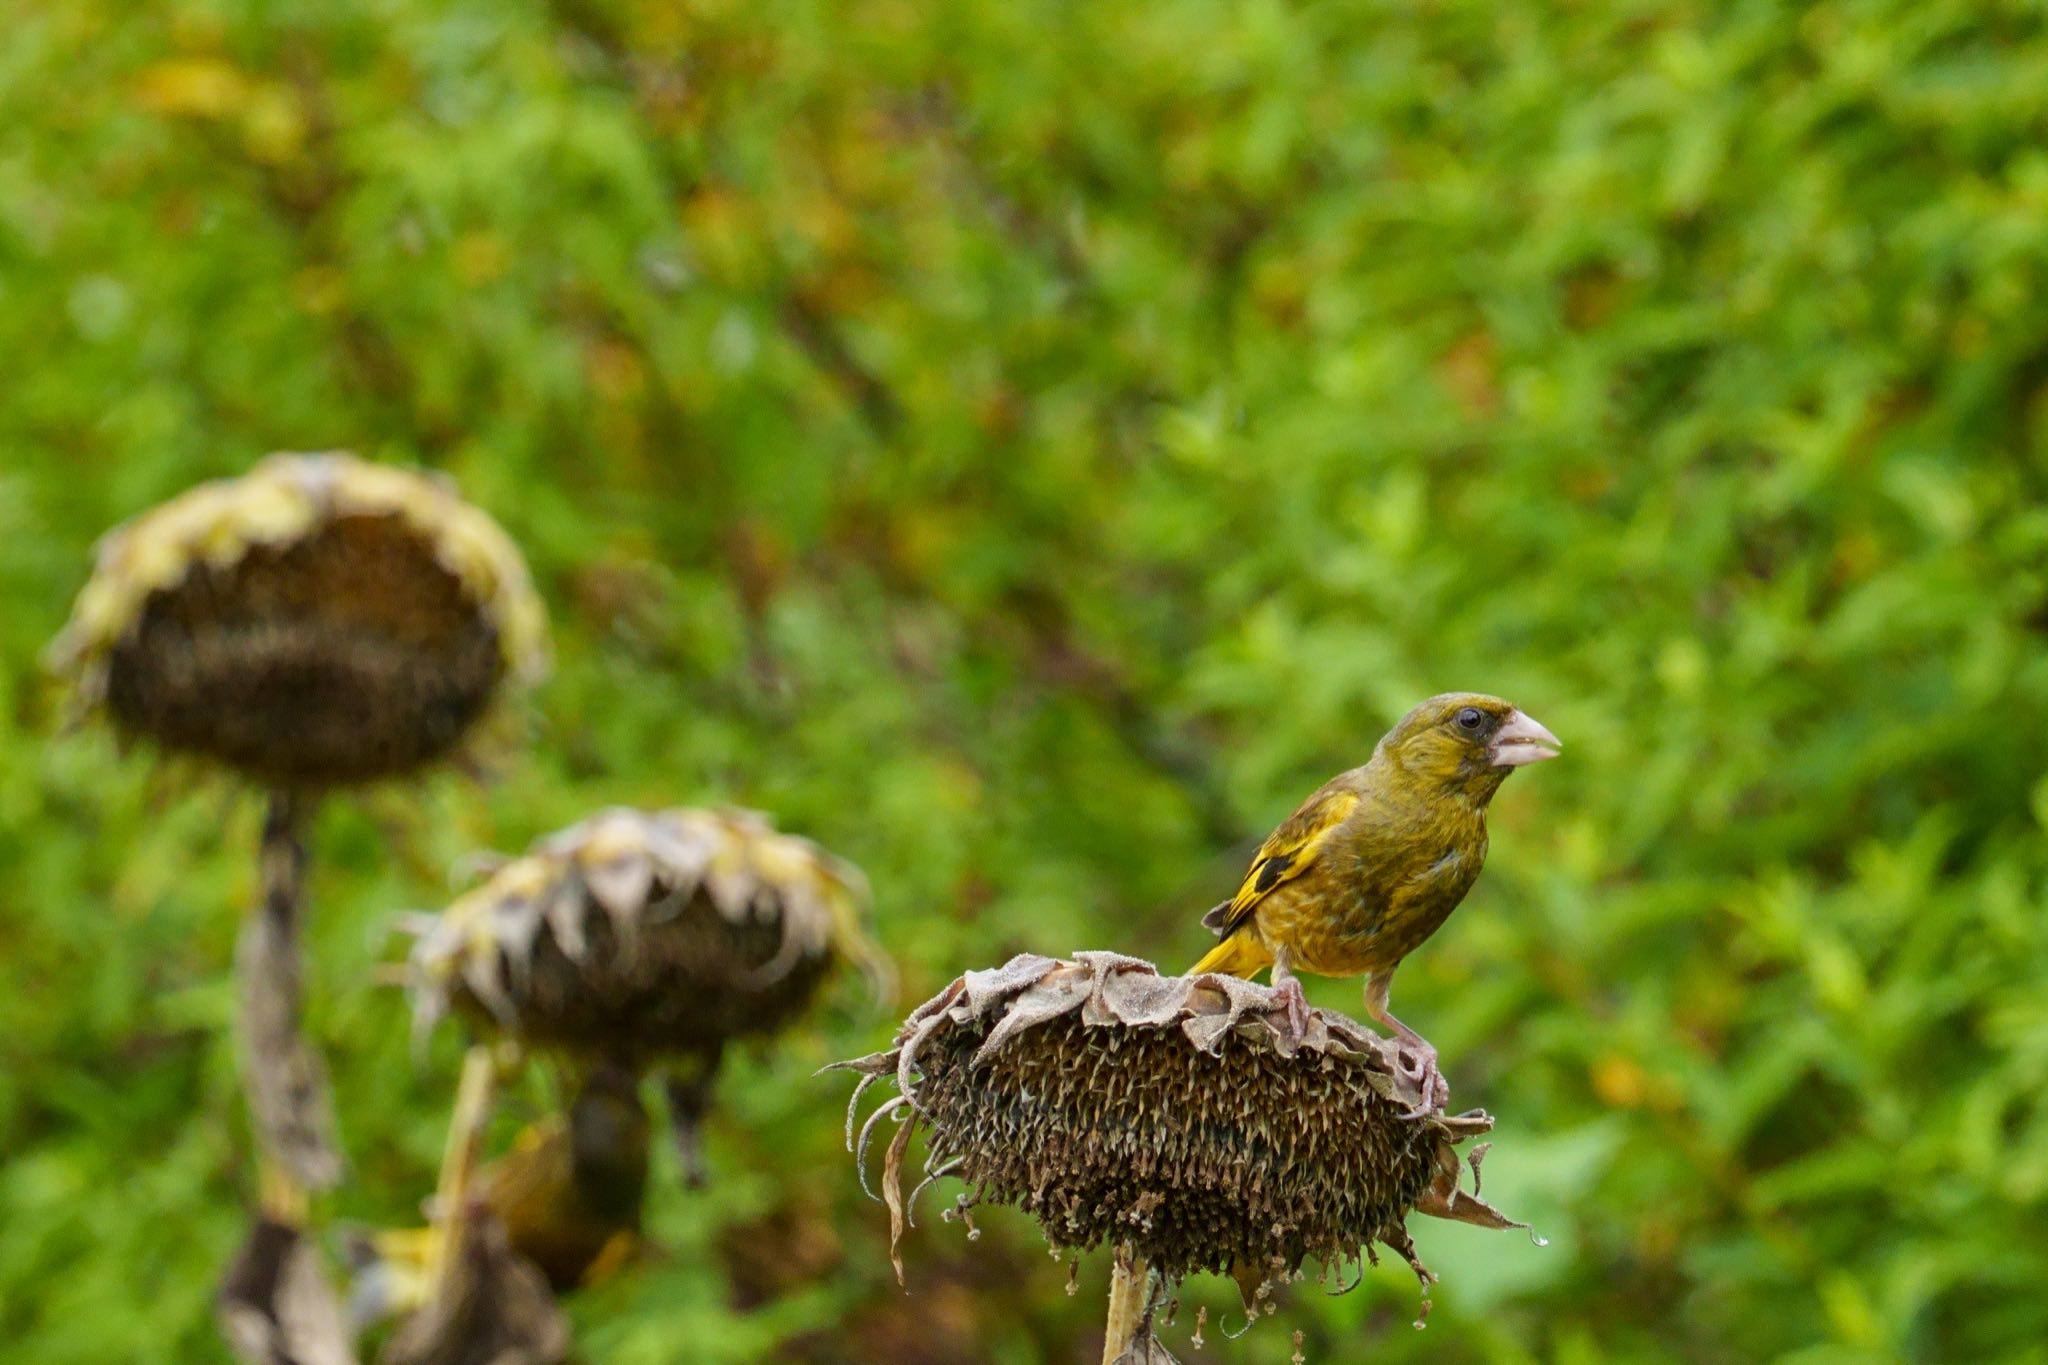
[5,1,2048,1360]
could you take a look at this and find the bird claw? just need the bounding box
[1272,975,1311,1038]
[1392,1040,1449,1121]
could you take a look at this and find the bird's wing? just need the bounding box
[1202,787,1361,939]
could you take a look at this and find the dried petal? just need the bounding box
[882,1115,916,1287]
[578,842,654,945]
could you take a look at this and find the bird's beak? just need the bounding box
[1490,709,1562,767]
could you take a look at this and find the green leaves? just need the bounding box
[6,0,2048,1358]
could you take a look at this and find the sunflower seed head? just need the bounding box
[405,806,885,1062]
[47,451,548,789]
[837,954,1523,1303]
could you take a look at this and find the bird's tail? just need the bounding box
[1188,930,1272,979]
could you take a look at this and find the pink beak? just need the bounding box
[1489,709,1562,767]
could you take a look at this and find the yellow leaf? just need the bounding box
[453,231,511,287]
[1590,1053,1648,1109]
[133,58,249,118]
[241,86,308,164]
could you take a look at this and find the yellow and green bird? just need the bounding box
[1190,693,1560,1113]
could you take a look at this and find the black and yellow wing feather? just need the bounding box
[1200,787,1360,941]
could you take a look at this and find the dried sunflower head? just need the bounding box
[48,451,547,789]
[837,952,1524,1312]
[408,807,885,1062]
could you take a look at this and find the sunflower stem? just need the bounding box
[426,1044,501,1304]
[236,788,341,1215]
[1103,1245,1153,1364]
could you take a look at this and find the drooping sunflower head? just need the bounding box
[837,953,1523,1319]
[48,451,547,788]
[408,806,887,1061]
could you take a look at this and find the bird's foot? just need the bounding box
[1271,973,1311,1038]
[1363,986,1450,1120]
[1390,1036,1448,1121]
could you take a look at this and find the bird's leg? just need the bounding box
[1269,945,1311,1037]
[1365,969,1448,1119]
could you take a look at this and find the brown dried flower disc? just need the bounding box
[837,953,1524,1303]
[409,806,885,1061]
[50,451,546,788]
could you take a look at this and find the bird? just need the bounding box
[352,1061,651,1327]
[1189,693,1560,1115]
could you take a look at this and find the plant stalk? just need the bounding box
[1103,1245,1153,1365]
[236,789,341,1217]
[426,1043,502,1304]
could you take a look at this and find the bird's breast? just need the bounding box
[1256,832,1485,977]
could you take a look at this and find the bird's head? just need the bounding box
[1376,692,1561,805]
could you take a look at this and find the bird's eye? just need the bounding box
[1456,707,1485,732]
